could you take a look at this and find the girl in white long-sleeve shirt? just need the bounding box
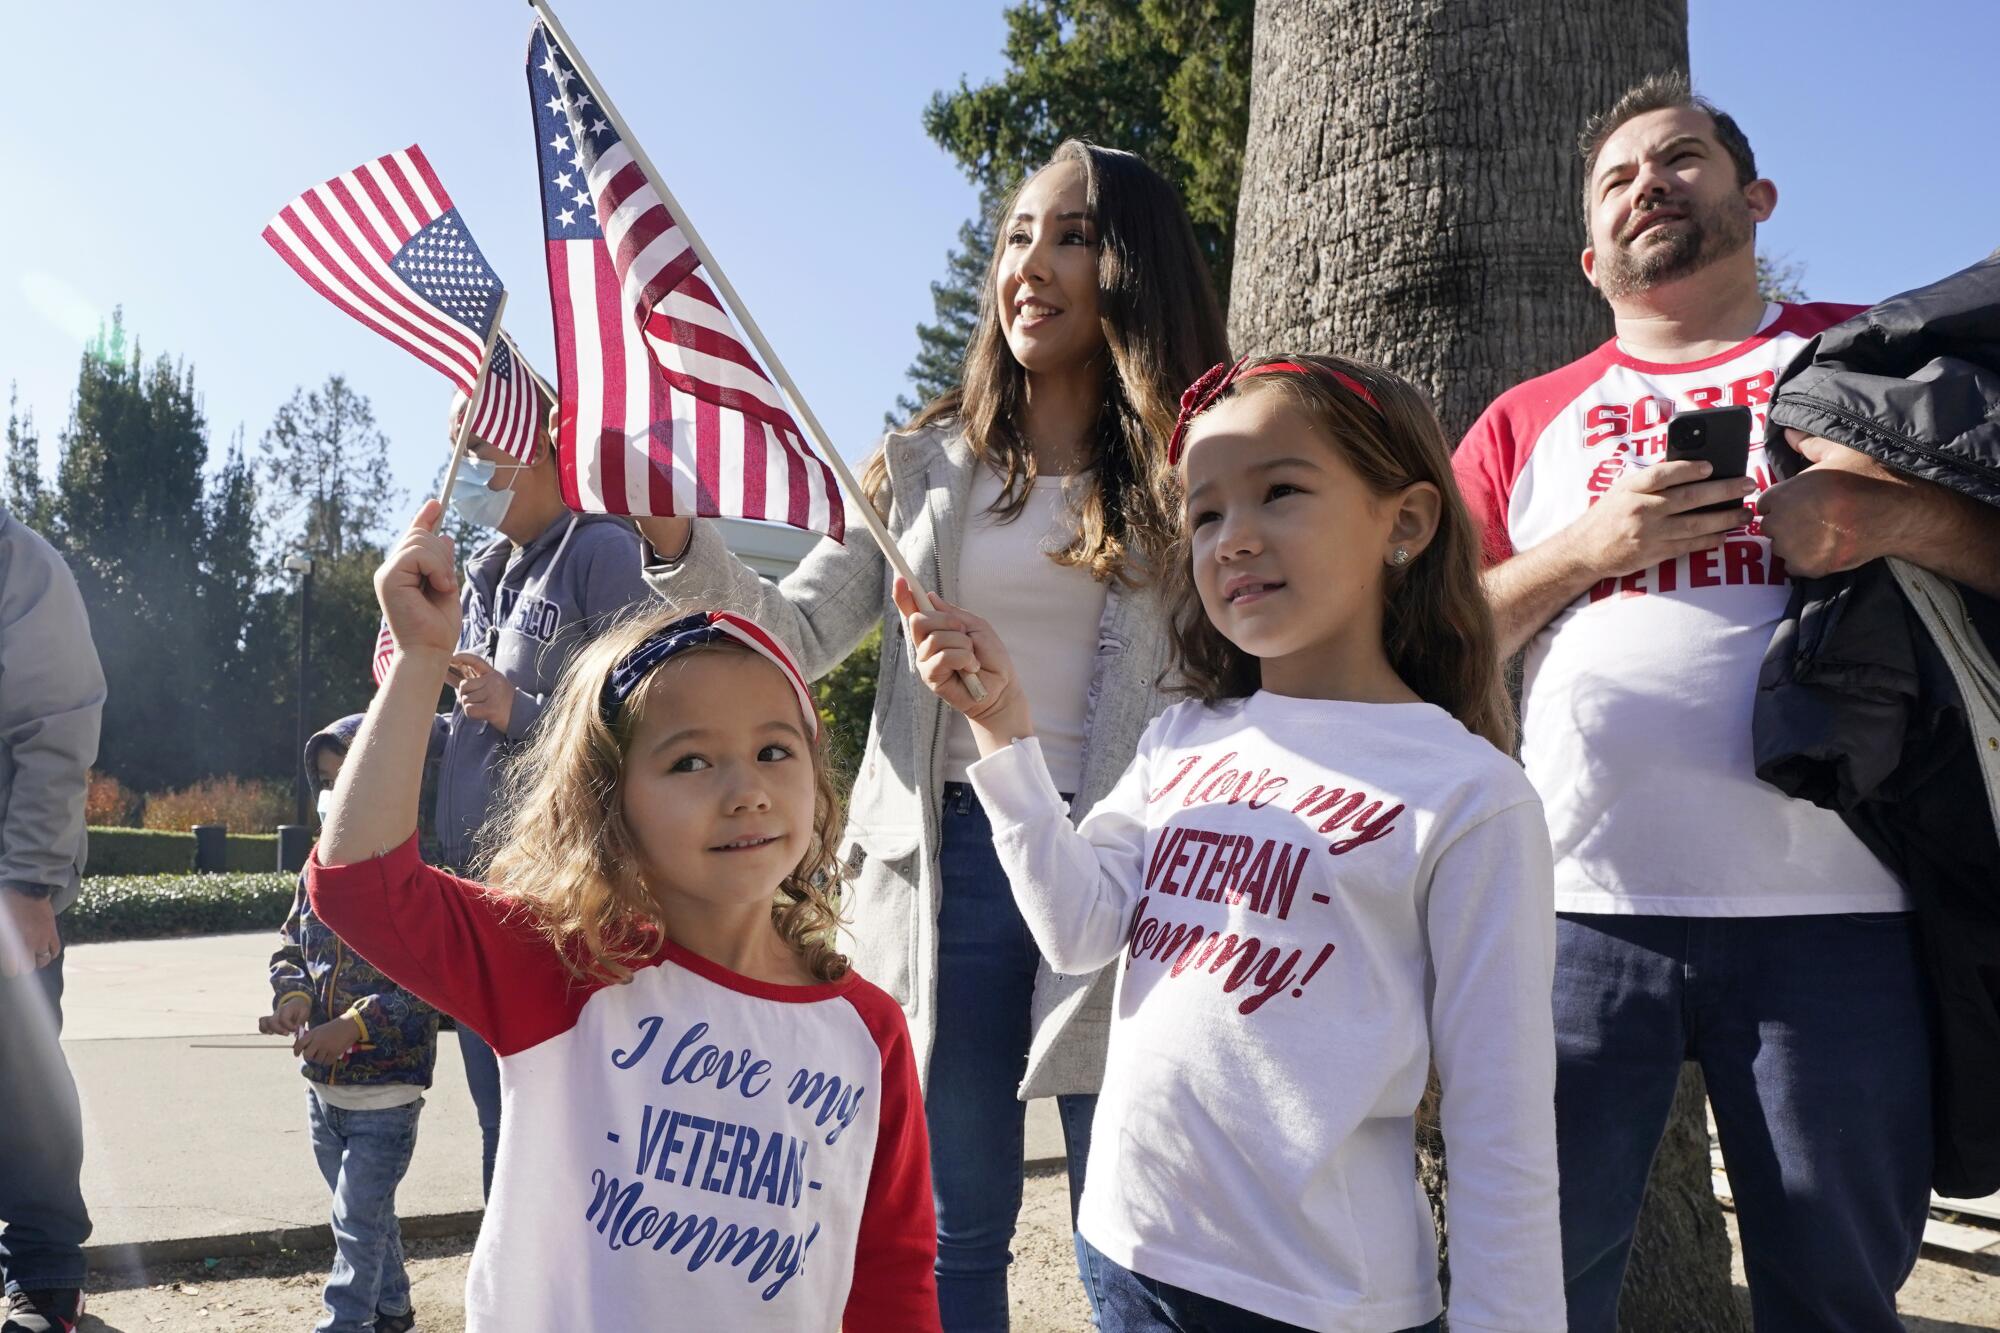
[896,354,1564,1333]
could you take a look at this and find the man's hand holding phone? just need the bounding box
[1566,458,1758,580]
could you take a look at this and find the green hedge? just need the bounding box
[63,872,297,944]
[87,827,282,876]
[223,834,280,873]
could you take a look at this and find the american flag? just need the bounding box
[467,332,547,463]
[264,146,506,395]
[370,617,396,687]
[527,23,844,539]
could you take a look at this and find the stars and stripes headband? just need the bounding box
[1166,357,1383,465]
[600,611,818,738]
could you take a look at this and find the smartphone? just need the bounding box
[1664,405,1753,514]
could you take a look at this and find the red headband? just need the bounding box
[1166,358,1383,465]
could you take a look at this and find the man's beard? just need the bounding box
[1594,194,1754,299]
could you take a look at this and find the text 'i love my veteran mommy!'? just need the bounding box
[1129,750,1406,1015]
[585,1015,869,1301]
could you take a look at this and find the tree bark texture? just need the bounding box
[1228,0,1685,441]
[1618,1065,1747,1331]
[1230,5,1748,1331]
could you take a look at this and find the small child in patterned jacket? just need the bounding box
[263,716,438,1333]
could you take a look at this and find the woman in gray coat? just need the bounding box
[637,141,1229,1329]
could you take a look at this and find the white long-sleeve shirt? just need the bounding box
[968,693,1564,1332]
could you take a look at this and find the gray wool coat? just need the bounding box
[641,422,1177,1098]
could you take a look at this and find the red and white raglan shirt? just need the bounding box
[306,836,941,1332]
[1453,302,1909,917]
[969,698,1564,1332]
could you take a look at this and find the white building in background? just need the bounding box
[716,517,823,581]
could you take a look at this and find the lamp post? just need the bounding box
[283,553,316,827]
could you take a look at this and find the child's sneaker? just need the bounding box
[375,1307,417,1332]
[3,1288,84,1333]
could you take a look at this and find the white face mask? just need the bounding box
[315,789,334,822]
[451,457,524,529]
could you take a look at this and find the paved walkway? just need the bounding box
[59,932,1063,1260]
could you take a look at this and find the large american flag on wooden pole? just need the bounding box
[527,22,843,539]
[263,147,506,396]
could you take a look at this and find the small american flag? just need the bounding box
[370,618,397,687]
[264,146,506,395]
[468,332,547,463]
[527,23,844,539]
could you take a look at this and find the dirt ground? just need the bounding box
[73,1170,2000,1331]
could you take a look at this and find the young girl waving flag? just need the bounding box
[899,357,1564,1332]
[312,500,941,1331]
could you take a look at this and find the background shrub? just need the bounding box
[86,828,196,875]
[143,776,293,833]
[816,626,879,786]
[63,872,296,944]
[86,771,140,827]
[88,827,284,876]
[223,833,281,872]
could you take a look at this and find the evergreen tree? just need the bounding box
[258,374,401,565]
[891,191,999,424]
[195,434,281,779]
[1756,252,1808,302]
[4,384,51,530]
[815,626,881,783]
[50,311,217,792]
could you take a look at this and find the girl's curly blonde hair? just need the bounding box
[475,603,849,985]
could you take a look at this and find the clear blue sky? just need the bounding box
[3,1,1993,519]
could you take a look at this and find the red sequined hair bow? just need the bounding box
[1166,357,1382,465]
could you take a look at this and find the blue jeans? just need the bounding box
[1554,912,1933,1333]
[1082,1237,1440,1333]
[0,946,90,1296]
[306,1088,423,1333]
[929,783,1099,1332]
[456,1025,502,1199]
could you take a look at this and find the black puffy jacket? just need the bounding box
[1756,249,2000,1197]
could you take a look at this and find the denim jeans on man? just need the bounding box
[306,1089,423,1333]
[456,1026,502,1198]
[0,949,90,1299]
[929,783,1099,1332]
[1081,1237,1441,1333]
[1555,912,1932,1333]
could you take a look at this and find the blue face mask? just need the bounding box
[451,457,522,529]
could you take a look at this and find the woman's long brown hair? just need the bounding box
[1163,354,1516,753]
[871,139,1231,582]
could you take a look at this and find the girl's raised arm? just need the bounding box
[320,502,462,866]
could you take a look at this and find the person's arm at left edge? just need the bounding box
[0,519,105,977]
[1758,430,2000,598]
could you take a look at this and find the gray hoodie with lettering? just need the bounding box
[433,511,651,871]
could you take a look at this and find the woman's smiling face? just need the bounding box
[996,160,1105,375]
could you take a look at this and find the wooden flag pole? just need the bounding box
[527,0,986,701]
[436,290,512,514]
